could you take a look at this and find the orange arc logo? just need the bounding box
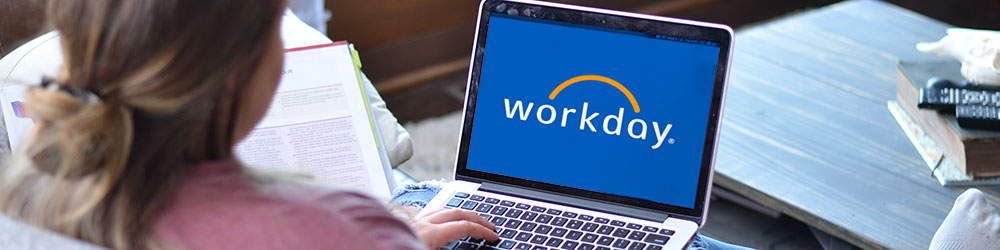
[548,75,640,113]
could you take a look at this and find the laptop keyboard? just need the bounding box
[439,192,675,250]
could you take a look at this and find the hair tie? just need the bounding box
[39,78,102,103]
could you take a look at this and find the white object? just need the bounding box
[0,10,413,167]
[917,28,1000,85]
[929,188,1000,250]
[288,0,329,34]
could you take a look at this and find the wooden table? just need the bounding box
[715,1,1000,249]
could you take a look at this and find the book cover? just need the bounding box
[888,100,1000,186]
[895,60,1000,177]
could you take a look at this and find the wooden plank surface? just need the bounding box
[717,1,1000,249]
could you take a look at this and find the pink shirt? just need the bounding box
[155,161,425,250]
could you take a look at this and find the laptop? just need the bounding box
[419,1,733,249]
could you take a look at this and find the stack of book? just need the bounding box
[892,61,1000,186]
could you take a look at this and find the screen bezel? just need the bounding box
[455,0,733,219]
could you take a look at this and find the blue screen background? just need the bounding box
[465,14,720,209]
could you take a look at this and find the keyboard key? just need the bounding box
[646,245,663,250]
[535,225,553,234]
[581,233,598,243]
[536,214,554,224]
[597,236,614,246]
[500,229,517,239]
[506,209,524,218]
[485,198,500,204]
[441,240,459,250]
[470,195,485,201]
[500,200,516,207]
[566,230,583,240]
[476,204,494,213]
[658,229,675,236]
[628,241,646,250]
[521,211,539,221]
[612,239,631,248]
[561,241,579,249]
[479,246,501,250]
[578,215,594,221]
[567,220,583,229]
[491,217,508,226]
[530,235,549,244]
[610,220,626,227]
[545,238,563,247]
[480,214,493,220]
[552,217,568,226]
[499,240,517,249]
[596,225,614,235]
[594,217,610,224]
[563,212,578,218]
[582,223,598,232]
[546,209,562,216]
[626,223,642,230]
[455,192,471,198]
[485,238,501,246]
[516,232,533,241]
[550,228,568,237]
[516,243,532,250]
[461,201,479,210]
[530,206,547,213]
[643,234,670,245]
[504,219,522,228]
[520,222,538,231]
[455,242,478,250]
[642,226,658,233]
[531,246,548,250]
[516,203,532,209]
[612,228,630,238]
[447,198,464,207]
[596,247,610,250]
[578,243,595,250]
[490,206,509,215]
[628,231,646,241]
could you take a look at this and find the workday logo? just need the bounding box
[503,75,674,149]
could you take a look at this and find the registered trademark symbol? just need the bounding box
[668,138,675,144]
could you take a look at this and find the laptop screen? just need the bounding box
[463,12,722,210]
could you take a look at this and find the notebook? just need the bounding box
[420,1,733,249]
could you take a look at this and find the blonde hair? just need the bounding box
[0,0,285,249]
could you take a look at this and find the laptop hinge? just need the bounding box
[479,181,669,222]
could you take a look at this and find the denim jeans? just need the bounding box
[392,182,754,250]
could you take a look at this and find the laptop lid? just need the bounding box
[454,0,733,222]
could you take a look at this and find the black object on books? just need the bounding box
[896,61,1000,178]
[918,78,1000,131]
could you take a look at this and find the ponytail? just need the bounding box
[23,80,133,219]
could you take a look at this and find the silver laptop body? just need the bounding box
[420,1,734,249]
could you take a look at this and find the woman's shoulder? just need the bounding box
[154,161,423,250]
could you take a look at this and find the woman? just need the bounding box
[0,0,497,249]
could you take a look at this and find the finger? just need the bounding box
[427,209,496,229]
[436,220,501,242]
[415,207,449,219]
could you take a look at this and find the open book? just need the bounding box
[234,42,397,200]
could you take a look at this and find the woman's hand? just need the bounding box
[411,208,500,249]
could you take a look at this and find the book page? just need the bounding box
[0,85,34,151]
[235,44,393,199]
